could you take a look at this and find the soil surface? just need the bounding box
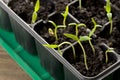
[8,0,119,77]
[111,0,120,8]
[8,0,54,23]
[69,0,109,29]
[8,0,73,23]
[109,26,120,54]
[63,37,116,77]
[99,19,120,54]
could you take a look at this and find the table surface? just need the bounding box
[0,46,31,80]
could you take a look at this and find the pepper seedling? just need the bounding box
[44,41,76,61]
[48,20,66,41]
[61,5,69,27]
[105,48,114,63]
[31,0,40,23]
[104,0,113,34]
[68,23,86,37]
[88,18,102,55]
[64,33,91,70]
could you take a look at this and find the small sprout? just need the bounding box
[69,23,86,37]
[64,33,91,70]
[89,18,102,37]
[104,0,113,34]
[105,48,114,63]
[89,18,102,55]
[61,5,69,27]
[44,41,76,60]
[48,28,54,36]
[31,0,40,23]
[48,20,66,41]
[78,0,82,9]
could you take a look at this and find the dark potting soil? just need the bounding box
[107,21,120,54]
[54,0,68,13]
[69,0,109,29]
[7,0,118,77]
[97,17,120,54]
[52,0,75,13]
[63,37,116,77]
[111,0,120,8]
[8,0,54,23]
[8,0,73,24]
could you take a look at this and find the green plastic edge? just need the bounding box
[0,28,54,80]
[0,34,42,80]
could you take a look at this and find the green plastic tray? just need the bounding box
[0,28,54,80]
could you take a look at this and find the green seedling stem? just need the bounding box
[69,23,86,37]
[61,5,69,27]
[77,39,88,70]
[89,18,102,55]
[48,20,66,41]
[78,0,82,9]
[31,0,40,23]
[44,41,76,60]
[104,0,113,34]
[64,33,91,70]
[105,48,114,63]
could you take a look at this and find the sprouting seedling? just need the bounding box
[78,0,82,9]
[48,28,54,36]
[31,0,40,23]
[61,5,69,27]
[64,33,91,70]
[68,23,86,37]
[105,48,114,63]
[48,20,66,41]
[44,41,76,60]
[104,0,113,34]
[88,18,102,55]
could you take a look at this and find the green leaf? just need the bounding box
[64,33,78,41]
[104,0,111,13]
[79,36,91,42]
[64,5,69,16]
[44,44,58,48]
[61,5,69,17]
[32,12,37,23]
[66,5,69,14]
[35,0,40,12]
